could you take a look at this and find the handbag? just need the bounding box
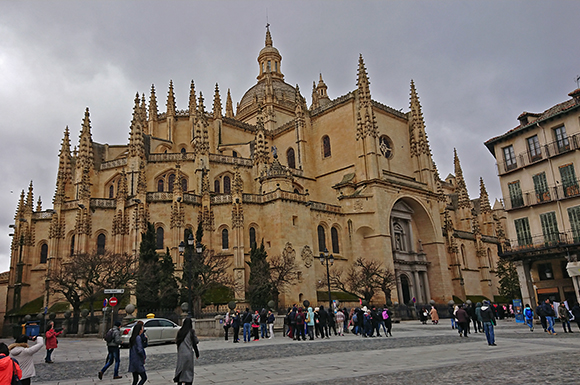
[11,360,22,385]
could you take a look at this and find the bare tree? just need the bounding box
[318,257,395,304]
[269,252,300,307]
[48,251,137,331]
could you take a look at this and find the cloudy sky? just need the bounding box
[1,0,579,272]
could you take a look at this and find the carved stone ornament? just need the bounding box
[283,242,296,261]
[301,245,313,268]
[354,199,363,212]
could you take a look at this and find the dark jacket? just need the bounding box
[128,334,147,373]
[572,304,580,320]
[242,310,252,324]
[541,302,556,317]
[318,308,328,326]
[455,308,469,323]
[232,313,241,328]
[480,304,495,324]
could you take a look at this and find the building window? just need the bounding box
[514,217,532,247]
[533,172,550,203]
[181,178,187,192]
[554,125,570,153]
[70,235,75,257]
[168,174,175,192]
[232,151,238,158]
[181,148,186,155]
[568,205,580,243]
[322,136,331,158]
[214,180,220,193]
[222,228,229,250]
[109,185,114,199]
[97,234,106,255]
[379,136,393,159]
[275,61,278,72]
[156,227,164,250]
[461,244,468,268]
[538,262,554,280]
[223,176,231,194]
[559,164,579,197]
[317,225,326,253]
[40,243,48,264]
[508,181,524,208]
[487,248,494,270]
[503,145,517,171]
[561,260,570,279]
[157,179,164,192]
[527,135,542,162]
[331,227,340,254]
[540,211,559,244]
[249,227,257,250]
[287,148,296,169]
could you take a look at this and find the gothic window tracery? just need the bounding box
[322,136,331,158]
[379,135,394,159]
[168,174,175,192]
[158,179,164,192]
[287,147,296,169]
[109,185,114,198]
[181,178,187,192]
[223,176,231,194]
[317,225,327,253]
[331,227,340,254]
[214,180,220,193]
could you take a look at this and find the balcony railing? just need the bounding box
[503,179,580,210]
[503,230,580,254]
[496,133,580,175]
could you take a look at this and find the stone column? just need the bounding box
[422,272,432,302]
[514,260,535,309]
[413,270,423,303]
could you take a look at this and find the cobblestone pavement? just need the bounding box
[3,320,579,384]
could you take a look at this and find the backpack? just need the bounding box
[104,328,114,343]
[382,310,389,320]
[524,308,533,319]
[352,313,358,323]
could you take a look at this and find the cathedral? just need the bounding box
[5,28,505,315]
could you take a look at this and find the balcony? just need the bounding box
[502,230,580,254]
[496,133,580,175]
[503,179,580,210]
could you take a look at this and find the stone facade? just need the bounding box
[5,28,501,314]
[485,88,580,308]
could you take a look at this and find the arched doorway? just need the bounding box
[400,275,411,305]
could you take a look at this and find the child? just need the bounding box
[524,304,534,332]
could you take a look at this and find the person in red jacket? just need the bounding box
[0,342,22,384]
[44,321,63,363]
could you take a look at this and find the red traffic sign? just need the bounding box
[109,297,118,307]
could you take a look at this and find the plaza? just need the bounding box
[3,319,578,385]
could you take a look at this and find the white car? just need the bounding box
[120,318,180,347]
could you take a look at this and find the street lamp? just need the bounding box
[319,248,334,312]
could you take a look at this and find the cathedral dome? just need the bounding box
[238,78,296,111]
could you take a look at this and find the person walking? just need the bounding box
[306,307,315,340]
[173,318,199,385]
[536,303,547,332]
[335,309,345,336]
[448,303,457,330]
[9,334,44,385]
[242,308,252,343]
[480,300,496,346]
[466,302,477,333]
[128,321,147,385]
[429,305,439,325]
[231,310,241,343]
[98,321,123,380]
[44,321,62,363]
[267,311,275,339]
[455,304,469,337]
[474,302,483,332]
[0,343,22,384]
[523,304,534,332]
[541,299,557,335]
[223,311,231,341]
[558,302,573,333]
[383,306,393,336]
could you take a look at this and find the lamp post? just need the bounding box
[179,233,203,318]
[319,248,334,312]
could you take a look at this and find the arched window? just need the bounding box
[181,148,186,155]
[181,178,187,192]
[109,185,114,199]
[287,148,296,169]
[157,179,164,192]
[168,174,175,192]
[461,244,467,268]
[97,234,106,255]
[184,228,193,244]
[214,180,220,193]
[222,228,229,250]
[40,243,48,264]
[331,227,340,254]
[70,235,75,256]
[400,275,411,304]
[156,227,164,250]
[232,151,238,158]
[223,176,231,194]
[249,227,257,250]
[317,225,326,253]
[322,136,331,158]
